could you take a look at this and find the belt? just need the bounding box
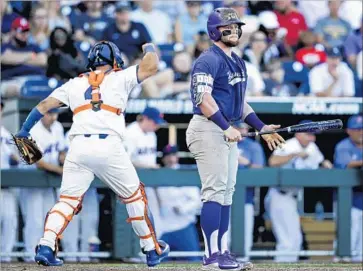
[84,134,109,139]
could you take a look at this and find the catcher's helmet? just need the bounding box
[207,8,245,41]
[87,41,124,70]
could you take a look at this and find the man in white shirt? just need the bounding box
[158,144,201,261]
[0,100,19,262]
[19,109,66,262]
[131,0,172,44]
[124,107,166,238]
[266,120,332,262]
[309,47,355,97]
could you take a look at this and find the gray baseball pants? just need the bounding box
[186,115,238,205]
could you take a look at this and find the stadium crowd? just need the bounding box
[1,0,362,98]
[1,0,362,265]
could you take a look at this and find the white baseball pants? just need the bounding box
[265,188,302,262]
[39,135,157,253]
[1,189,18,262]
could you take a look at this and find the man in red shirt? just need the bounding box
[274,0,308,47]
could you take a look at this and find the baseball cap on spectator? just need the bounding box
[162,144,178,157]
[115,1,131,12]
[142,107,166,124]
[11,17,30,32]
[326,47,342,58]
[258,11,279,29]
[347,115,363,130]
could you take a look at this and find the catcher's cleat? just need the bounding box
[35,245,63,266]
[146,240,170,267]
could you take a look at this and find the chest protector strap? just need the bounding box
[73,70,123,116]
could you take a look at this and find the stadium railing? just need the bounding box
[1,168,361,259]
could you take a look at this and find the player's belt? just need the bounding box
[73,102,123,116]
[84,134,109,139]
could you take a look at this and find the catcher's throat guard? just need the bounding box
[12,135,43,165]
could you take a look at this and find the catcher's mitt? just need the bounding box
[12,134,43,165]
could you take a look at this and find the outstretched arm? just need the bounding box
[17,97,64,138]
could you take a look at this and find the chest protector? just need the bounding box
[73,69,123,116]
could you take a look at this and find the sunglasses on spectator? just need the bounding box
[252,38,267,42]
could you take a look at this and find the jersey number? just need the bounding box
[84,86,92,100]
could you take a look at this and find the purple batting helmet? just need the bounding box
[207,8,245,41]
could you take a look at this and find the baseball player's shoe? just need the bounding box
[34,245,63,266]
[202,252,220,270]
[145,240,170,267]
[219,251,254,270]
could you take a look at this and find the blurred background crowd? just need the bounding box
[1,0,362,265]
[1,0,362,99]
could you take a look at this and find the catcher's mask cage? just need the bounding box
[207,8,245,41]
[86,41,124,70]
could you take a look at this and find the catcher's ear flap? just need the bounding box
[11,134,43,165]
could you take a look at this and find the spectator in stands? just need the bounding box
[236,123,266,261]
[314,0,351,49]
[343,18,362,70]
[247,1,273,15]
[242,31,268,71]
[244,61,265,96]
[1,17,47,97]
[153,0,187,22]
[131,0,172,44]
[1,0,19,43]
[258,11,293,66]
[174,1,207,48]
[171,49,193,98]
[47,27,86,81]
[334,114,363,262]
[357,51,362,81]
[192,30,211,59]
[74,1,110,45]
[0,100,19,263]
[297,0,329,29]
[28,4,50,51]
[102,1,151,62]
[338,0,363,31]
[267,120,332,262]
[224,1,260,49]
[158,144,201,261]
[273,0,308,47]
[309,47,355,97]
[295,31,327,69]
[263,59,299,96]
[39,0,72,33]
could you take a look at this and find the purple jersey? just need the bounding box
[190,44,248,122]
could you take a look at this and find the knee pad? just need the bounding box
[120,183,162,255]
[44,195,83,250]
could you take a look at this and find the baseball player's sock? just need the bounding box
[218,205,231,253]
[200,201,222,258]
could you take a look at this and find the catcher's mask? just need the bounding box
[207,8,245,41]
[86,41,124,70]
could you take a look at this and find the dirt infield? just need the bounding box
[1,263,362,271]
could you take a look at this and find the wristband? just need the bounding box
[22,107,44,132]
[244,112,265,131]
[209,110,230,131]
[144,44,155,54]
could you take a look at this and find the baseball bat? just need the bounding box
[241,119,343,137]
